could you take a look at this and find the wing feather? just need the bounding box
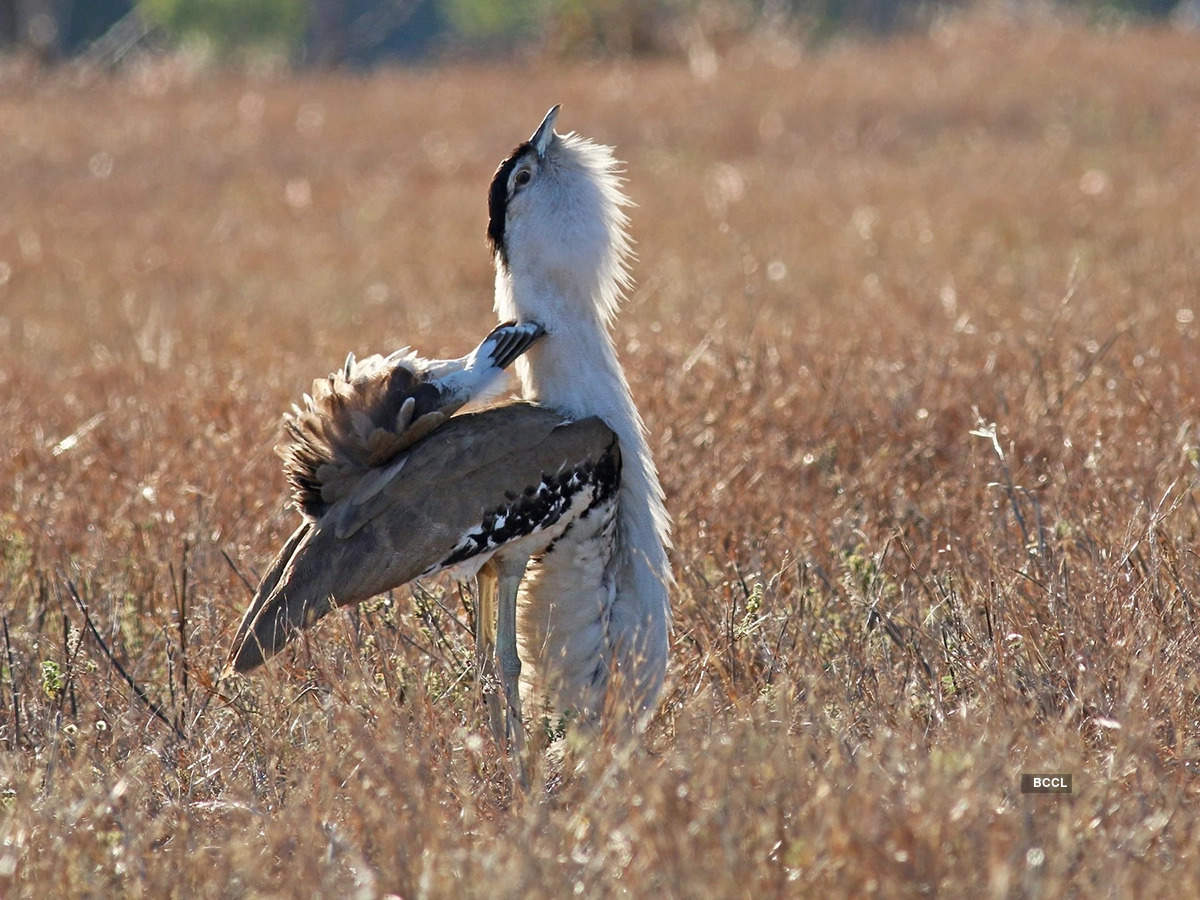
[226,404,617,673]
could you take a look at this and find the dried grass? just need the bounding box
[2,17,1199,897]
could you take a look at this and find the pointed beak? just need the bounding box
[530,104,560,159]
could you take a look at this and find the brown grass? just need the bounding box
[3,17,1200,897]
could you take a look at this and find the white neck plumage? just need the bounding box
[494,260,672,711]
[494,266,625,422]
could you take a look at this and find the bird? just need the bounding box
[226,106,671,757]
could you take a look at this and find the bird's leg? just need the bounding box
[494,553,530,784]
[474,562,505,749]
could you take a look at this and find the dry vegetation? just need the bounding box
[2,16,1200,897]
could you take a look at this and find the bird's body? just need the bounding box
[228,107,670,748]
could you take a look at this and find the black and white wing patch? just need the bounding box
[439,436,620,570]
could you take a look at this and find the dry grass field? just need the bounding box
[2,15,1200,897]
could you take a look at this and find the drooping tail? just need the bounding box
[224,522,322,673]
[224,509,432,674]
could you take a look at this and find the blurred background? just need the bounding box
[2,0,1198,68]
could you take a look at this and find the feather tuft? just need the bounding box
[278,353,449,520]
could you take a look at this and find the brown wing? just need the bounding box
[226,403,618,674]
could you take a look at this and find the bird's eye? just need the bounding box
[515,169,532,187]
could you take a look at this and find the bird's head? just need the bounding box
[488,105,632,328]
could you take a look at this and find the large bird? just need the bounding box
[227,107,671,753]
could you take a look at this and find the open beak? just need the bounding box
[530,104,560,159]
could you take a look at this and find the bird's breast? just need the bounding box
[515,492,620,716]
